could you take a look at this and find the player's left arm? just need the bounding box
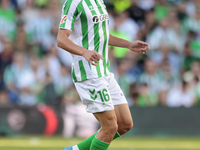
[108,34,150,54]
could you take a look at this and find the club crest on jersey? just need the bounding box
[61,15,67,24]
[92,14,109,23]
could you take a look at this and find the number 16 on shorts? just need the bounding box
[89,89,110,102]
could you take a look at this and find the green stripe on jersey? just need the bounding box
[71,10,78,30]
[85,0,102,77]
[79,2,89,49]
[94,24,102,77]
[63,0,73,15]
[72,66,77,82]
[102,22,108,76]
[79,60,87,81]
[79,2,90,78]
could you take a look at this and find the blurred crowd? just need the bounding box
[0,0,200,108]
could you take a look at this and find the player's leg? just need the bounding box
[114,104,133,135]
[107,73,133,136]
[89,109,118,150]
[63,114,122,150]
[65,110,119,150]
[63,77,120,150]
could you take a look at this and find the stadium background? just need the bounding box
[0,0,200,149]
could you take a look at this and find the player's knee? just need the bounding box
[127,121,134,131]
[108,121,118,134]
[123,122,133,132]
[110,122,118,134]
[118,121,133,135]
[102,120,118,135]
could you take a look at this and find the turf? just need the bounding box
[0,136,200,150]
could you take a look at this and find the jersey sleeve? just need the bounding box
[59,0,79,31]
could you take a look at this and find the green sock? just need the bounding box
[77,132,120,150]
[90,136,110,150]
[113,132,120,139]
[77,132,98,150]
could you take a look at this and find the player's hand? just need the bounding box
[82,50,103,66]
[128,40,150,54]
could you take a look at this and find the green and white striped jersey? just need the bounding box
[59,0,111,82]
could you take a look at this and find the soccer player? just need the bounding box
[57,0,150,150]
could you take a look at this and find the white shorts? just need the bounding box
[74,73,127,113]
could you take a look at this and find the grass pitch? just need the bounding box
[0,136,200,150]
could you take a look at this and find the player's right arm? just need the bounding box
[57,0,102,66]
[57,29,102,66]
